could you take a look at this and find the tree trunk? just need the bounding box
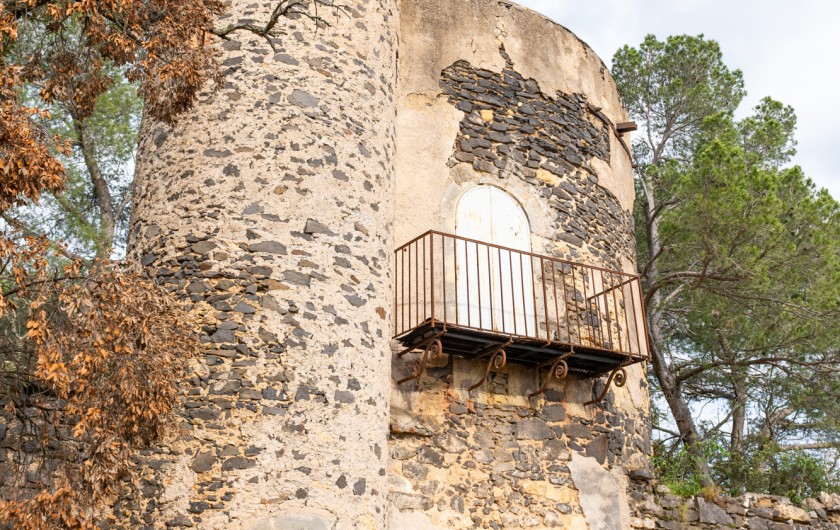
[642,169,715,488]
[648,319,715,487]
[730,372,746,456]
[75,119,115,259]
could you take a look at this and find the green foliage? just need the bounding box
[713,446,840,504]
[657,440,840,504]
[654,440,728,497]
[615,33,840,492]
[7,19,143,260]
[613,34,745,163]
[761,451,840,503]
[15,72,142,258]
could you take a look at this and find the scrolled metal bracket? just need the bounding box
[397,338,443,385]
[467,348,507,391]
[528,352,573,398]
[584,366,627,406]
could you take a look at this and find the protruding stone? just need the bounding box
[515,418,553,440]
[585,435,609,464]
[697,498,734,526]
[251,511,336,530]
[190,452,216,473]
[221,457,256,471]
[304,219,333,235]
[288,89,319,108]
[191,241,216,254]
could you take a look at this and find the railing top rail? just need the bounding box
[395,230,640,280]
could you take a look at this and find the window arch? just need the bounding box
[455,185,531,251]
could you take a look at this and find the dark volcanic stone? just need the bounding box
[190,452,216,473]
[540,404,566,422]
[515,418,553,440]
[188,501,209,514]
[248,241,287,254]
[303,219,332,235]
[233,301,257,314]
[210,329,235,343]
[287,89,319,108]
[191,408,220,421]
[221,457,256,471]
[191,241,217,254]
[283,270,311,286]
[585,435,609,464]
[353,479,366,496]
[334,391,355,404]
[274,53,299,65]
[564,422,591,439]
[418,447,444,466]
[449,403,468,415]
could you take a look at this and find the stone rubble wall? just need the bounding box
[388,356,652,529]
[388,1,651,528]
[630,484,840,530]
[438,52,634,271]
[124,0,399,528]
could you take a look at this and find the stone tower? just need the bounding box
[128,0,650,528]
[128,1,399,528]
[386,2,650,528]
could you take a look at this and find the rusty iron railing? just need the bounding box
[393,230,650,361]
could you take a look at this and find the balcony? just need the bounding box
[393,231,650,400]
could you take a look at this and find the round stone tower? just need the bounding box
[128,1,399,528]
[387,1,651,528]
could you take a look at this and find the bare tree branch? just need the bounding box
[210,0,349,52]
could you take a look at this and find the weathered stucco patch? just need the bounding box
[568,453,632,530]
[250,509,337,530]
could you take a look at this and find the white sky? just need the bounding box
[516,0,840,200]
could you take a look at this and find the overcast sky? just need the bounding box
[516,0,840,200]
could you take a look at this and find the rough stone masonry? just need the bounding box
[127,0,398,528]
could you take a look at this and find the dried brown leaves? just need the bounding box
[0,242,199,529]
[1,0,227,214]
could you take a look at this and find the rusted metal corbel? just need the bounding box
[397,338,443,385]
[467,346,508,391]
[528,350,574,398]
[584,366,627,406]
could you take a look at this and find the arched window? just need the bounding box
[455,186,535,335]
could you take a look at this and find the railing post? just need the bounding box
[540,257,549,342]
[430,233,435,327]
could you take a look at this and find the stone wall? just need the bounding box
[438,49,634,270]
[387,1,651,528]
[124,0,399,528]
[389,357,652,529]
[630,484,840,530]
